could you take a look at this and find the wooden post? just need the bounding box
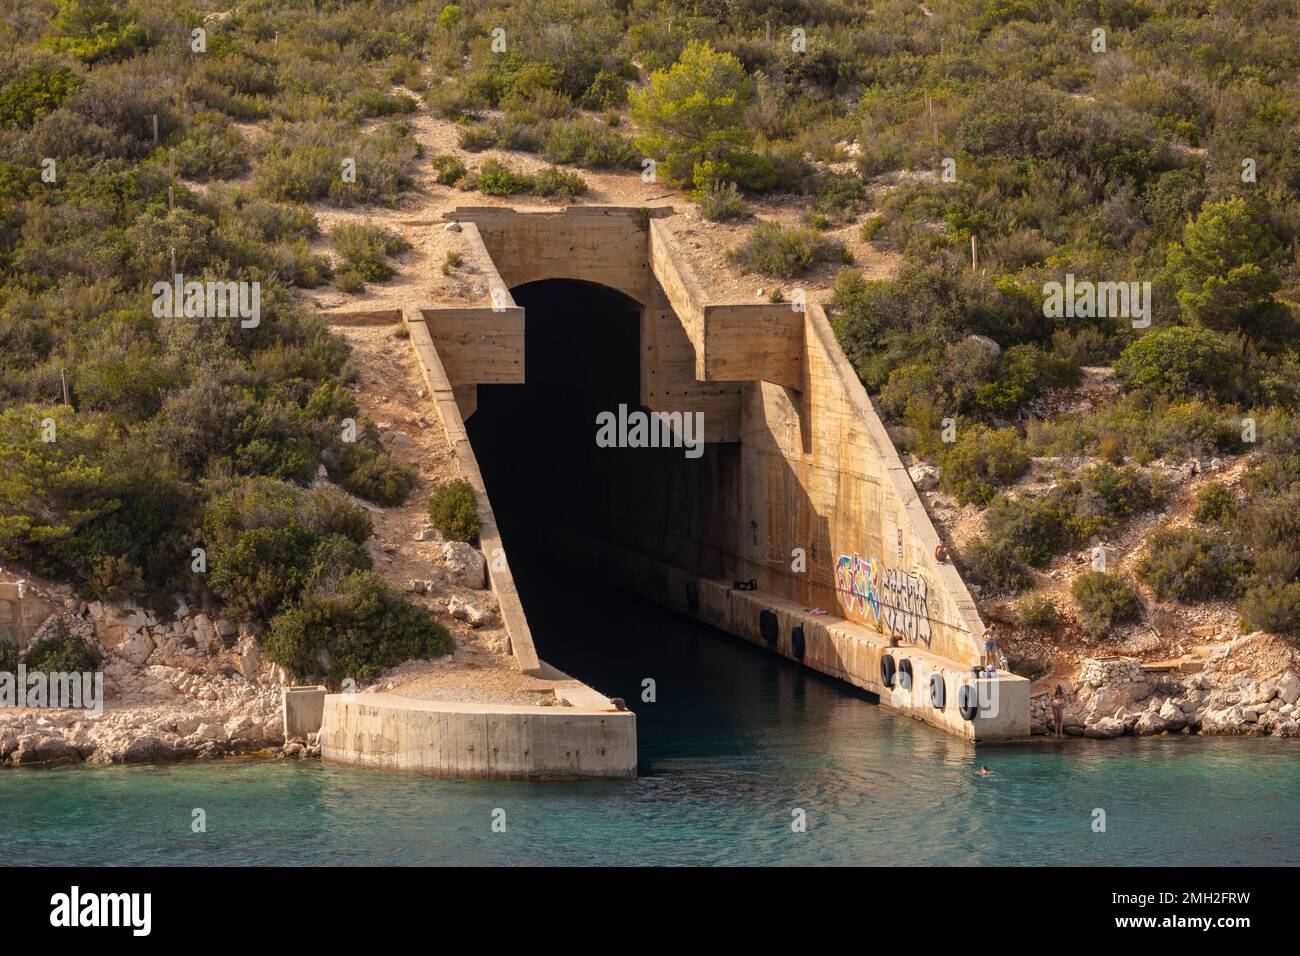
[168,185,174,211]
[151,114,158,144]
[170,247,177,278]
[971,235,978,272]
[61,369,70,406]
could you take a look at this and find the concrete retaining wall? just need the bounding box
[406,315,541,675]
[541,525,1028,740]
[320,694,636,779]
[0,581,55,647]
[283,685,327,739]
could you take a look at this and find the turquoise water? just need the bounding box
[4,523,1299,866]
[3,579,1299,865]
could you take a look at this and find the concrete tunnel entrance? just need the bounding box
[466,278,733,622]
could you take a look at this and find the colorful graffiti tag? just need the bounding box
[834,554,933,649]
[834,553,880,622]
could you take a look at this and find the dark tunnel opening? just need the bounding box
[465,279,727,681]
[468,278,727,579]
[464,278,873,749]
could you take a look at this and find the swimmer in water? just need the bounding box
[976,765,993,776]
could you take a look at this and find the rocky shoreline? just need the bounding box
[0,580,302,766]
[1032,652,1300,739]
[4,579,1298,768]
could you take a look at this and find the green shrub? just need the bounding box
[331,441,414,506]
[202,479,318,623]
[428,479,480,542]
[972,344,1082,416]
[1115,326,1242,401]
[336,267,365,293]
[983,494,1073,567]
[327,125,420,206]
[1064,464,1166,537]
[431,153,467,186]
[1070,571,1142,638]
[1016,594,1061,630]
[24,625,102,673]
[0,64,83,129]
[330,222,410,281]
[1238,582,1300,636]
[963,536,1034,593]
[1193,482,1238,524]
[0,641,16,674]
[541,118,639,169]
[300,485,372,545]
[699,180,746,222]
[172,112,250,181]
[1140,527,1248,602]
[44,0,149,64]
[263,571,453,686]
[427,84,484,121]
[532,165,588,198]
[727,223,844,279]
[939,425,1031,506]
[474,158,534,196]
[253,142,336,202]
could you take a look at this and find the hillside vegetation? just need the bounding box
[1,0,1298,679]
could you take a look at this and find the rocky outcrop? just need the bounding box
[0,581,289,767]
[1032,655,1300,740]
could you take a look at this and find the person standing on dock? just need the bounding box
[982,627,999,669]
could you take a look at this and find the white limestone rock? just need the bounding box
[441,541,486,589]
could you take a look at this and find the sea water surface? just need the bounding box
[2,557,1299,866]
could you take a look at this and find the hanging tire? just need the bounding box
[759,610,778,645]
[929,672,946,709]
[791,625,806,660]
[958,684,979,721]
[880,653,896,689]
[897,658,913,692]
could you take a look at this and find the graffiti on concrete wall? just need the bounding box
[834,553,880,621]
[880,567,932,649]
[834,554,932,649]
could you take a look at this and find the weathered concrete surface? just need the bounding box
[283,685,327,739]
[539,523,1028,740]
[420,222,524,394]
[412,205,1030,741]
[0,580,56,647]
[407,316,541,676]
[320,693,636,779]
[649,222,803,389]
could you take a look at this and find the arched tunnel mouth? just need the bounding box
[464,277,876,759]
[467,277,726,589]
[467,278,720,689]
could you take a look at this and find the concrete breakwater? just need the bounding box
[319,692,636,779]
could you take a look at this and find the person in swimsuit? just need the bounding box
[982,627,998,668]
[976,765,992,776]
[1051,684,1067,738]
